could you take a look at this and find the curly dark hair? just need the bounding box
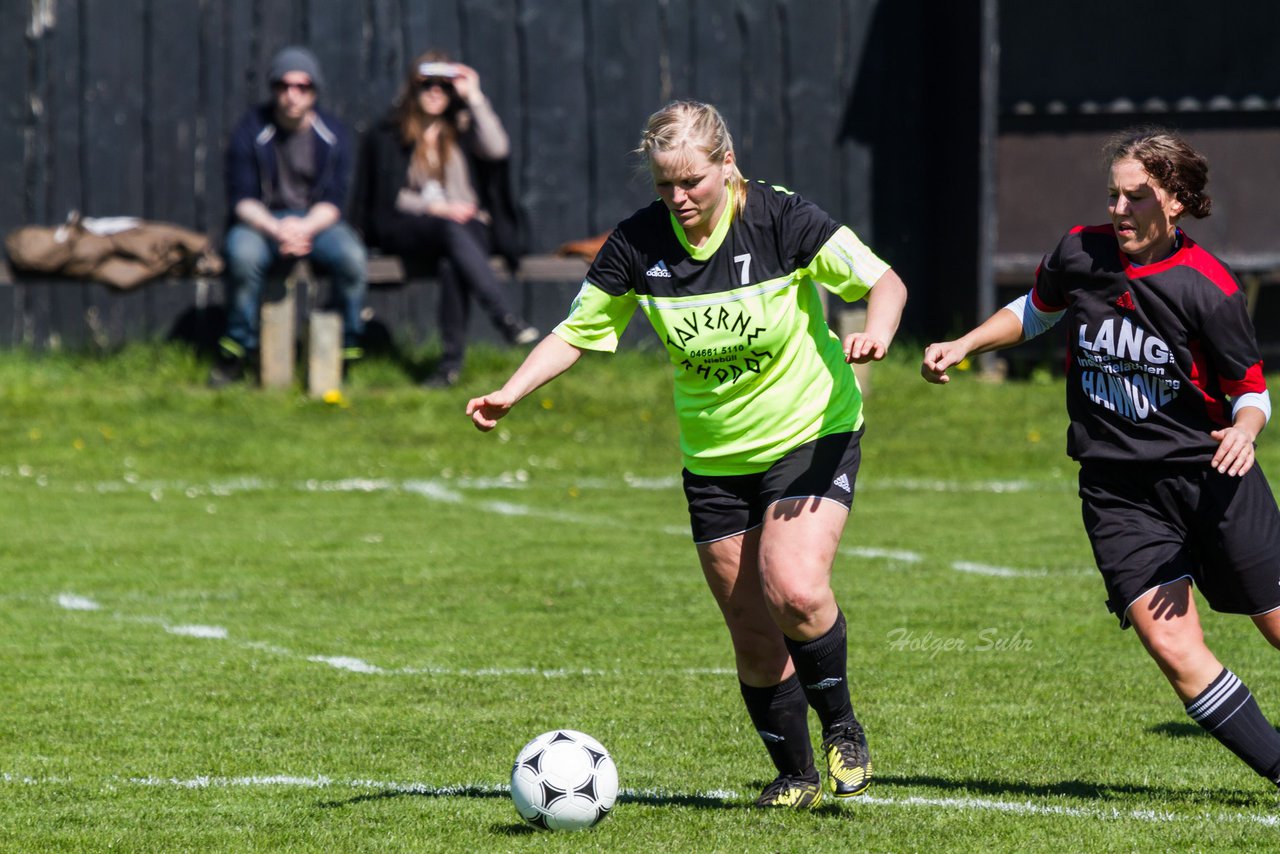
[1105,127,1212,219]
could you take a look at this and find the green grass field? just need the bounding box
[2,342,1278,852]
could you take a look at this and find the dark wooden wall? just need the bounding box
[19,2,1280,353]
[990,1,1280,358]
[995,0,1280,265]
[11,0,983,349]
[2,0,893,261]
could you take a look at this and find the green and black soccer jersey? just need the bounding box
[554,182,889,476]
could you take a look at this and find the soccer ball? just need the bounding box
[510,729,618,831]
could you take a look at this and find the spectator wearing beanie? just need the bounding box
[212,46,368,386]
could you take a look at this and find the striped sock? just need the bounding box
[1185,668,1280,782]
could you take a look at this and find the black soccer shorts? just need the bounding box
[1079,461,1280,629]
[682,429,863,544]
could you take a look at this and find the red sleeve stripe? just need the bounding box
[1221,361,1268,397]
[1030,286,1065,312]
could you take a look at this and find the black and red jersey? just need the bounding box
[1033,225,1267,465]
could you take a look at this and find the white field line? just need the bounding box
[2,773,1273,828]
[166,624,229,639]
[4,465,1067,496]
[950,561,1050,578]
[840,547,1070,578]
[48,470,1071,679]
[56,593,101,611]
[49,464,1075,680]
[53,594,735,678]
[861,478,1053,494]
[71,473,1077,578]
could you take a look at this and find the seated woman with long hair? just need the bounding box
[356,52,537,387]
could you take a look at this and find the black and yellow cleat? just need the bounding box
[753,773,824,809]
[823,721,873,798]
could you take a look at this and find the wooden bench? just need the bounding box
[0,252,592,393]
[364,252,589,289]
[258,252,592,395]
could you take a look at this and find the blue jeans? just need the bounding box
[223,214,368,351]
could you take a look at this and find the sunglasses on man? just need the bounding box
[272,80,315,94]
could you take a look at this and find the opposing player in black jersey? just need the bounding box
[922,128,1280,789]
[468,101,908,808]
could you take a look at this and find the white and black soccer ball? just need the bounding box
[510,729,618,831]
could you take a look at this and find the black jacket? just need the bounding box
[225,103,354,222]
[352,117,524,272]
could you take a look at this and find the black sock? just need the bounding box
[783,608,856,737]
[739,676,816,778]
[1185,668,1280,782]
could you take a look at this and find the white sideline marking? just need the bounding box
[56,594,101,611]
[401,480,462,502]
[480,500,532,516]
[865,478,1048,494]
[51,594,735,678]
[166,625,229,639]
[133,774,335,789]
[860,792,1278,827]
[1,772,69,784]
[309,656,386,674]
[841,548,1061,578]
[622,475,680,490]
[951,561,1049,578]
[0,774,1245,827]
[63,472,1070,578]
[304,478,394,493]
[842,547,924,564]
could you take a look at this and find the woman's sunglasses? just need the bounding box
[417,77,455,92]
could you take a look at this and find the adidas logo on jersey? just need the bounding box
[645,260,672,278]
[833,473,851,493]
[1114,291,1136,311]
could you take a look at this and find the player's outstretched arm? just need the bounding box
[845,269,908,364]
[921,308,1025,384]
[467,333,584,431]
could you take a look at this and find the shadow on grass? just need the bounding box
[1149,721,1206,739]
[317,773,1270,814]
[318,785,746,812]
[317,785,506,809]
[876,774,1266,808]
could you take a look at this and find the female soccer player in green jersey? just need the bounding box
[469,100,908,808]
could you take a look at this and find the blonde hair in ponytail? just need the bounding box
[635,100,748,216]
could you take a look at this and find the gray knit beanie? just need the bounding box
[268,46,324,91]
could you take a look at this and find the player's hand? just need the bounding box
[921,341,967,384]
[466,390,516,432]
[844,333,888,364]
[1210,426,1256,476]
